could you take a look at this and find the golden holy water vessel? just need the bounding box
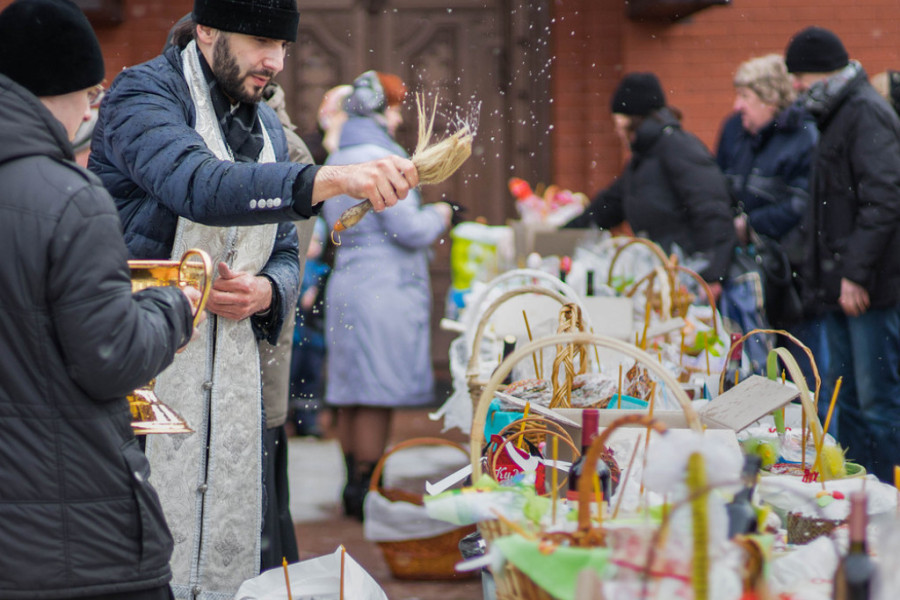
[127,248,213,435]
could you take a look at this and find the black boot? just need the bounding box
[341,453,360,519]
[342,460,377,521]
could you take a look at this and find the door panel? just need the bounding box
[281,1,550,386]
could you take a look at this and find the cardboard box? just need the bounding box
[509,220,591,262]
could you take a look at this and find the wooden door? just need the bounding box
[279,0,551,385]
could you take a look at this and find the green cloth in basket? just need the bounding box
[494,535,612,600]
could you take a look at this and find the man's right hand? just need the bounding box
[312,156,419,210]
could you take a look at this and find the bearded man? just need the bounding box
[88,1,418,598]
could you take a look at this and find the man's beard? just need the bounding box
[212,35,273,104]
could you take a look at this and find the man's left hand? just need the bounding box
[839,277,870,317]
[206,262,273,321]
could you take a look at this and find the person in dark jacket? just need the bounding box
[871,69,900,117]
[0,1,197,598]
[716,53,826,378]
[566,72,736,293]
[88,1,416,595]
[786,26,900,483]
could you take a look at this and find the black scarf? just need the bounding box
[198,51,265,163]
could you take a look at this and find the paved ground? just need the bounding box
[287,406,484,600]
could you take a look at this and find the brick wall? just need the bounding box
[551,0,900,197]
[0,0,193,82]
[2,0,897,201]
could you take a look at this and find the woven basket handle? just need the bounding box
[465,285,570,379]
[626,264,720,338]
[766,348,824,463]
[369,437,468,493]
[606,237,673,286]
[718,328,820,401]
[575,414,668,531]
[488,425,581,494]
[490,415,580,489]
[471,331,701,481]
[495,415,576,443]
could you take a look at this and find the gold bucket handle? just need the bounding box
[178,248,213,328]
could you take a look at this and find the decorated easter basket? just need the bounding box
[750,347,864,544]
[466,285,578,413]
[469,332,703,600]
[365,437,477,580]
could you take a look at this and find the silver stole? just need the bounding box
[145,40,278,600]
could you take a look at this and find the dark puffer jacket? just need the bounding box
[567,108,736,282]
[802,68,900,312]
[0,74,193,599]
[716,105,818,261]
[89,44,309,343]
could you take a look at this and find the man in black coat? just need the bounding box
[786,26,900,483]
[0,1,199,598]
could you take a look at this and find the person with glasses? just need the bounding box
[0,1,201,598]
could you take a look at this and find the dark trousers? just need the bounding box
[83,585,174,600]
[260,424,299,570]
[824,307,900,482]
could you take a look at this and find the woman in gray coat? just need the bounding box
[320,71,452,518]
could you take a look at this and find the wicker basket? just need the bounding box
[786,511,843,545]
[485,416,580,494]
[466,285,575,413]
[470,332,702,599]
[367,437,477,580]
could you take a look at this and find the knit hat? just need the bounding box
[0,0,105,97]
[785,26,849,74]
[193,0,300,43]
[610,73,666,116]
[344,71,407,117]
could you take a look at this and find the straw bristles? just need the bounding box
[410,93,474,185]
[332,92,475,243]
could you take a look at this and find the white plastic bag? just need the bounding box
[233,546,387,600]
[363,489,461,542]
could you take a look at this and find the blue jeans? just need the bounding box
[824,307,900,482]
[783,317,830,421]
[719,275,772,373]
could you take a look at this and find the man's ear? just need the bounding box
[195,24,217,45]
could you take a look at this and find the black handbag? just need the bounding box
[749,232,804,328]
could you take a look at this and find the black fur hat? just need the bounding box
[0,0,104,97]
[610,73,666,116]
[193,0,300,43]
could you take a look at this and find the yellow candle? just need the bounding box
[516,402,531,450]
[894,465,900,517]
[680,329,685,366]
[639,383,657,497]
[592,471,603,523]
[821,376,842,437]
[815,376,842,481]
[283,557,293,600]
[705,346,710,377]
[617,364,623,409]
[641,297,652,349]
[339,545,346,600]
[522,310,540,378]
[551,436,559,524]
[590,327,602,373]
